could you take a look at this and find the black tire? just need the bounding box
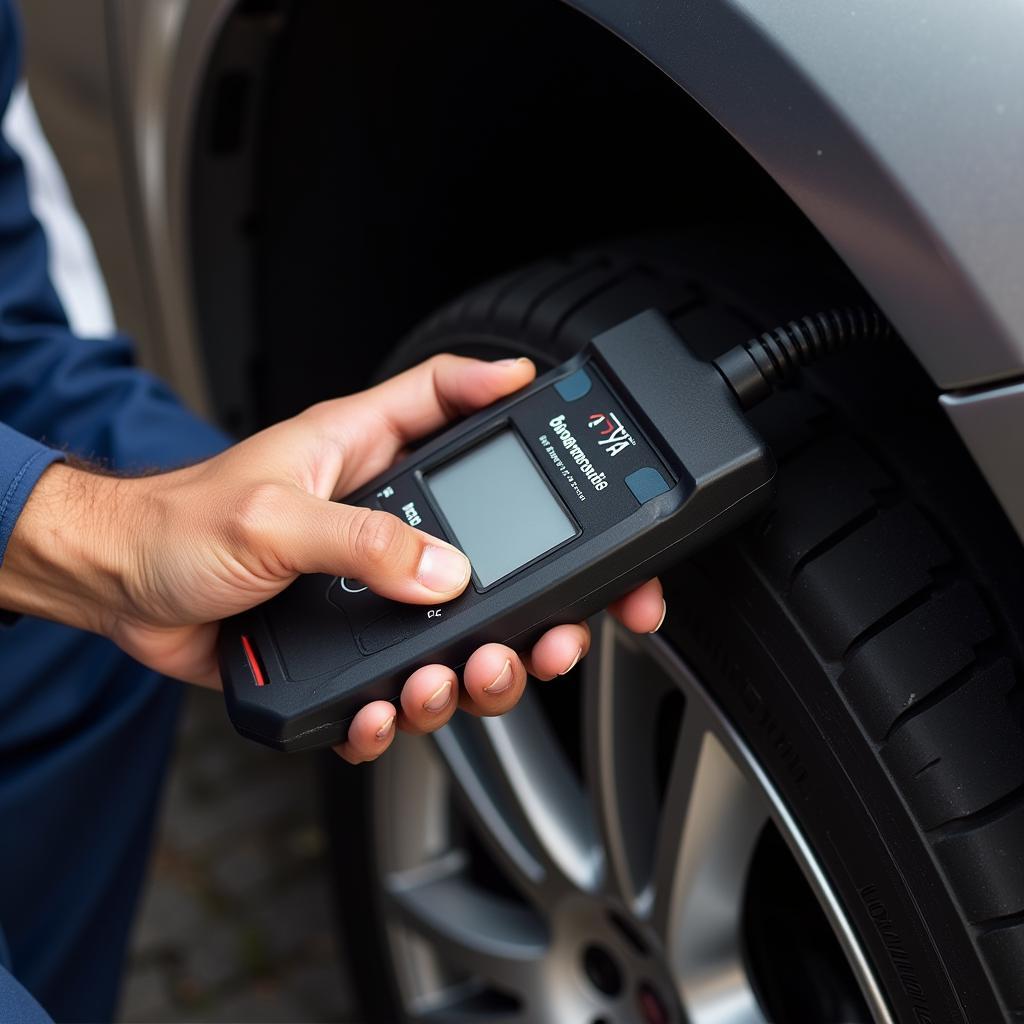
[323,236,1024,1023]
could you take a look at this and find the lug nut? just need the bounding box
[582,944,623,997]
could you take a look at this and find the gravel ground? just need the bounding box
[119,687,362,1024]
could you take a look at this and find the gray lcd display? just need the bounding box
[426,430,576,588]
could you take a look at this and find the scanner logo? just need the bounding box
[546,414,609,490]
[587,412,636,457]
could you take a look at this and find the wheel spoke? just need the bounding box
[434,689,601,905]
[432,719,547,903]
[584,618,675,911]
[647,699,769,1023]
[385,850,548,995]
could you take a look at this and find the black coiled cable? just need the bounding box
[713,306,893,409]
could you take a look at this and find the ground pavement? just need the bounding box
[119,686,362,1023]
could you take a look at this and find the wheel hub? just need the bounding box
[547,894,680,1022]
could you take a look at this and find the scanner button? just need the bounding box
[625,466,671,504]
[554,368,592,402]
[240,634,266,687]
[327,577,393,633]
[270,573,364,681]
[338,577,368,594]
[375,481,446,541]
[358,606,443,655]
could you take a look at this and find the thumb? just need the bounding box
[273,490,471,603]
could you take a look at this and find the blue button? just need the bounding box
[554,369,592,402]
[625,467,671,504]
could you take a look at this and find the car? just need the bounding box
[22,1,1024,1021]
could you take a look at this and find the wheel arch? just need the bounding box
[567,0,1024,391]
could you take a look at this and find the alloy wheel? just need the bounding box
[374,616,892,1023]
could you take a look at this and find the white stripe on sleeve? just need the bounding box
[2,80,116,338]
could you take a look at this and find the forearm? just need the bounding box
[0,462,138,635]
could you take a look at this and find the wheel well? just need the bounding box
[189,0,843,433]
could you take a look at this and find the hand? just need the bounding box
[3,355,665,762]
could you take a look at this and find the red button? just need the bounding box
[241,634,267,687]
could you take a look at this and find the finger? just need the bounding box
[259,487,471,604]
[397,664,459,735]
[459,643,528,717]
[526,622,590,681]
[313,355,536,494]
[333,700,397,764]
[359,353,536,445]
[608,578,666,634]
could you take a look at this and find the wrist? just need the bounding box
[1,462,142,634]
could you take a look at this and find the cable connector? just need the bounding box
[713,306,893,410]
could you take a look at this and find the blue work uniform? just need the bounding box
[0,2,229,1020]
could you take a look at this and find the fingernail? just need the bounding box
[650,599,667,633]
[375,714,395,740]
[484,658,514,694]
[559,647,583,676]
[493,356,531,367]
[423,678,453,713]
[417,545,470,593]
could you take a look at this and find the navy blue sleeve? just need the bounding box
[0,423,62,565]
[0,0,228,568]
[0,964,51,1024]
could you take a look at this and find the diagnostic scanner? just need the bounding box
[219,310,776,751]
